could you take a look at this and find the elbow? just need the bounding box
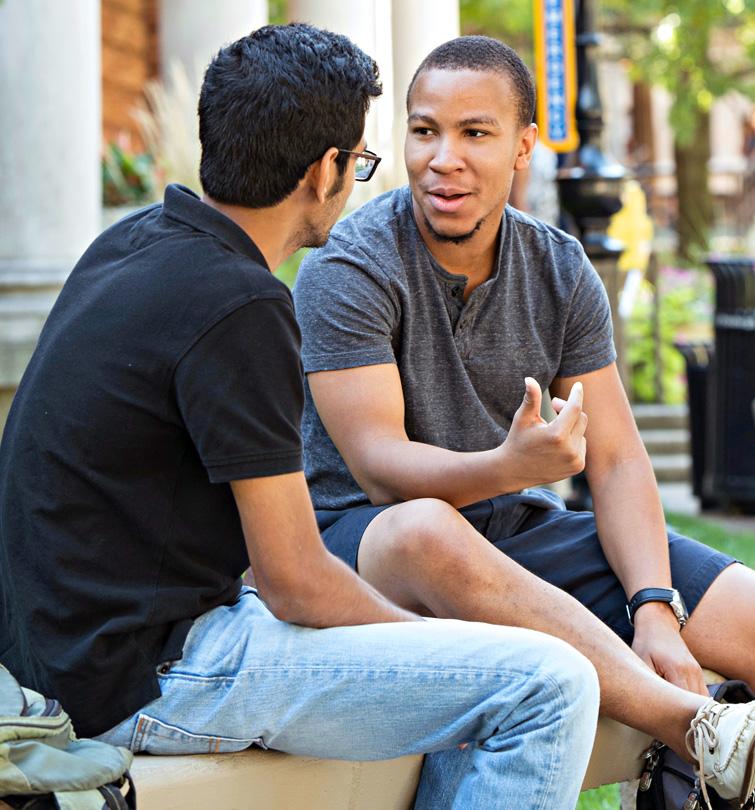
[256,572,329,627]
[353,464,402,506]
[262,590,314,626]
[362,480,401,506]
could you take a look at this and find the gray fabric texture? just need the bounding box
[294,185,616,511]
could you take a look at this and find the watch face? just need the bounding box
[669,590,689,623]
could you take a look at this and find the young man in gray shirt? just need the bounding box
[294,35,755,807]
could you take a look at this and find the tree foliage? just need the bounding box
[600,0,755,146]
[460,0,535,65]
[461,0,755,146]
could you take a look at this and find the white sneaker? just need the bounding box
[685,698,755,809]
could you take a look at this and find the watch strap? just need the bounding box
[626,587,680,625]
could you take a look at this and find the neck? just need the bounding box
[201,194,301,271]
[414,203,502,288]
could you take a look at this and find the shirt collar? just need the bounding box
[162,184,270,271]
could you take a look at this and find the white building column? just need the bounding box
[159,0,268,89]
[0,0,101,426]
[287,0,395,202]
[391,0,460,187]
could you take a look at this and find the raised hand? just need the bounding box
[497,377,588,489]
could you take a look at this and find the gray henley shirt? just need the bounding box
[294,185,616,511]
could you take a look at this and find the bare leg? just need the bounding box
[681,562,755,685]
[358,499,707,759]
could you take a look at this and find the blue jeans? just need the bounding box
[98,589,600,810]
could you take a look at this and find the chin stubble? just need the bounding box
[422,212,486,245]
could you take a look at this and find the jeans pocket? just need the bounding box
[130,713,264,754]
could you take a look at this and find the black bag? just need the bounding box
[636,680,755,810]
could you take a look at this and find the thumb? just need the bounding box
[520,377,542,416]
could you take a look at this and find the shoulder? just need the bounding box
[331,186,412,248]
[298,187,413,286]
[504,206,591,286]
[505,205,583,256]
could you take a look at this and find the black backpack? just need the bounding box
[637,680,755,810]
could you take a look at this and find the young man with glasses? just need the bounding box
[294,35,755,807]
[0,25,602,809]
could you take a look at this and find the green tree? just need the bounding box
[460,0,535,65]
[601,0,755,261]
[461,0,755,262]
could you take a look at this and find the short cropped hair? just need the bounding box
[406,36,535,128]
[199,23,381,208]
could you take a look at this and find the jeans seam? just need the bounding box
[535,670,569,810]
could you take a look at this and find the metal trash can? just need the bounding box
[706,257,755,510]
[675,341,715,509]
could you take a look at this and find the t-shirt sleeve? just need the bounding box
[558,252,617,377]
[173,296,304,483]
[293,238,400,373]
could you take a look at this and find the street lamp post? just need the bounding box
[557,0,628,381]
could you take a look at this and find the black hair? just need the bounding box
[406,36,535,128]
[199,23,381,208]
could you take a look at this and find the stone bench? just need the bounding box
[130,669,724,809]
[130,714,649,808]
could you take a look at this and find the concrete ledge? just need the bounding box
[131,669,725,808]
[131,749,424,809]
[129,716,654,808]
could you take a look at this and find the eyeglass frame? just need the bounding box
[337,148,381,182]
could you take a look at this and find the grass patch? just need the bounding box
[665,511,755,567]
[578,784,621,810]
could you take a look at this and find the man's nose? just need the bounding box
[428,136,464,173]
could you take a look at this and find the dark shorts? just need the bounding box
[316,488,737,644]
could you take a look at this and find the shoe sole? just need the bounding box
[741,734,755,808]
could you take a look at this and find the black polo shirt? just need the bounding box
[0,185,304,737]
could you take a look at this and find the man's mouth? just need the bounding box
[426,189,470,214]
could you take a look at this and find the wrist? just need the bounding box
[626,586,689,628]
[632,600,682,631]
[491,444,535,495]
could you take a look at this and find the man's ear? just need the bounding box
[307,147,341,203]
[514,123,538,171]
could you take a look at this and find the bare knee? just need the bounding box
[368,498,468,567]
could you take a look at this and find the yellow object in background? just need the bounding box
[608,180,654,274]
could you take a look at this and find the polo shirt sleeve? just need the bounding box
[293,238,400,373]
[557,253,617,378]
[173,296,303,483]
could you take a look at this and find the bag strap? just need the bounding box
[96,773,136,810]
[710,679,755,704]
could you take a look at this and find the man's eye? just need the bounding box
[466,129,487,138]
[412,127,433,136]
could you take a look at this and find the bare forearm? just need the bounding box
[263,551,420,627]
[588,454,672,597]
[360,437,532,508]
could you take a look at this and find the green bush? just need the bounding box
[274,249,309,289]
[102,142,156,207]
[627,266,713,404]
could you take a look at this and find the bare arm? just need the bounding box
[231,472,418,627]
[551,363,707,694]
[308,363,587,509]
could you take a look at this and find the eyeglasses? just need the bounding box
[338,148,381,182]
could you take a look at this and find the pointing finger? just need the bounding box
[554,381,583,428]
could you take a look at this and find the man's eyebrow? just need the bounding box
[407,112,500,129]
[407,112,438,125]
[457,116,500,128]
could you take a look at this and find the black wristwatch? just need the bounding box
[626,588,689,627]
